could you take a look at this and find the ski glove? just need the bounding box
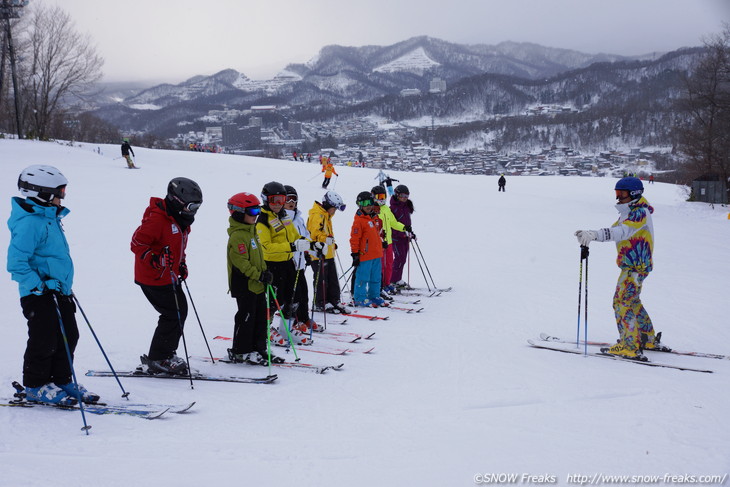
[574,230,598,247]
[178,261,188,281]
[291,239,311,252]
[148,252,167,270]
[325,236,335,246]
[43,279,62,293]
[404,225,412,233]
[259,270,274,285]
[351,253,360,267]
[382,240,388,249]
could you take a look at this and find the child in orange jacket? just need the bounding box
[349,191,388,307]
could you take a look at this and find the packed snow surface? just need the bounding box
[1,139,729,486]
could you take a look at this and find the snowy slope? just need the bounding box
[0,139,729,487]
[372,47,441,74]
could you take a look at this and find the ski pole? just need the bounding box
[72,293,130,399]
[413,239,438,289]
[265,287,272,375]
[267,284,300,361]
[164,248,194,388]
[52,294,91,434]
[183,280,215,364]
[581,247,588,356]
[409,239,431,291]
[576,248,584,349]
[319,254,327,332]
[307,172,320,182]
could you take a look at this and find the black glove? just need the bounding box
[580,245,590,260]
[148,252,167,270]
[351,253,360,267]
[259,270,274,285]
[404,225,412,233]
[304,254,313,267]
[382,240,388,249]
[178,261,188,281]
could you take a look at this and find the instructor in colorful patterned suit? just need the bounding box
[574,177,666,361]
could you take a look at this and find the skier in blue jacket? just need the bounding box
[7,165,98,405]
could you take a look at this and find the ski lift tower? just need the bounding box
[0,0,28,139]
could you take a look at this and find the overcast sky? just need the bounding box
[46,0,730,84]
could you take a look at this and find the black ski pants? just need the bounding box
[139,283,187,361]
[232,288,267,355]
[292,268,310,323]
[266,260,297,319]
[21,293,78,388]
[312,258,341,308]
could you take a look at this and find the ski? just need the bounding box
[397,289,441,298]
[527,339,713,373]
[391,298,421,305]
[6,383,169,419]
[193,356,343,374]
[387,305,424,313]
[539,333,730,361]
[341,312,389,321]
[212,336,352,356]
[86,370,278,384]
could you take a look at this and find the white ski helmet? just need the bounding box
[323,190,346,211]
[17,165,68,203]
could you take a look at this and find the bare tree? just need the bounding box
[21,3,103,139]
[676,26,730,185]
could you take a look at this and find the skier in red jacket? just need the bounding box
[131,177,202,375]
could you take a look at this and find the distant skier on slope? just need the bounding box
[7,165,99,405]
[498,174,506,192]
[121,138,136,169]
[322,159,338,188]
[131,177,203,375]
[574,177,668,361]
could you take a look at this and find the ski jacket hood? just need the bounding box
[7,197,73,297]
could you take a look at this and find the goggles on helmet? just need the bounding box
[268,194,286,205]
[396,192,409,199]
[286,195,298,204]
[373,193,386,201]
[357,198,374,207]
[228,203,261,216]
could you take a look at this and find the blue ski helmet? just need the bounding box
[615,177,644,200]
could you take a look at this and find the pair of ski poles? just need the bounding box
[409,237,439,291]
[576,246,589,355]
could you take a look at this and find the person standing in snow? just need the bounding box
[498,174,506,192]
[574,177,666,360]
[225,192,283,366]
[350,191,388,307]
[121,138,136,169]
[371,185,406,298]
[7,165,99,405]
[256,181,322,346]
[284,185,321,333]
[131,177,202,375]
[307,190,350,314]
[389,184,415,289]
[322,159,338,189]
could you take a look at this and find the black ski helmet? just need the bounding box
[261,181,286,205]
[371,185,386,195]
[371,185,386,205]
[394,184,409,196]
[356,191,374,206]
[284,184,297,196]
[166,177,203,214]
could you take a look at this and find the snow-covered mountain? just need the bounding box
[117,36,649,110]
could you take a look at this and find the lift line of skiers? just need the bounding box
[7,163,663,406]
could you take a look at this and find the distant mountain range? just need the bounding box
[85,36,702,148]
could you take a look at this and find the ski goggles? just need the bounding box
[357,198,375,207]
[268,194,286,205]
[286,195,298,204]
[184,201,202,212]
[373,193,387,201]
[228,203,261,216]
[396,192,409,199]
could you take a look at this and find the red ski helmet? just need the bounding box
[228,192,261,215]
